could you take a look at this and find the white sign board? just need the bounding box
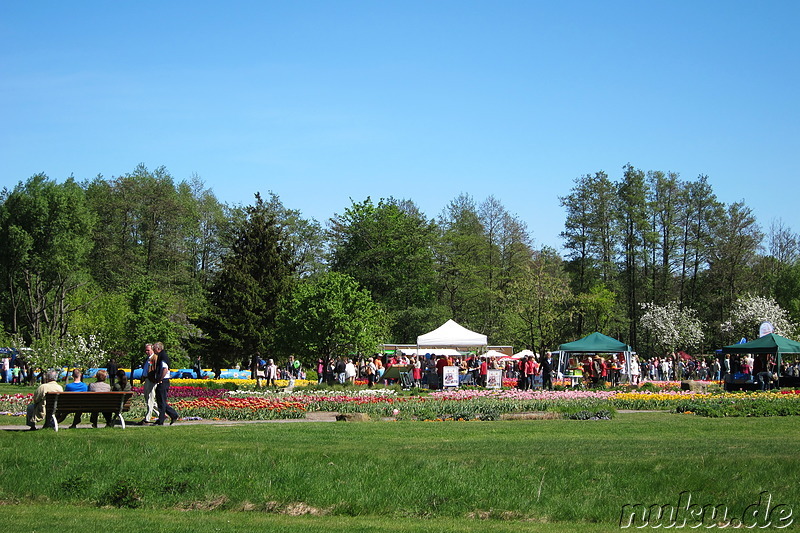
[442,366,460,388]
[486,369,503,389]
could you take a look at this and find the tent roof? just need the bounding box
[722,333,800,355]
[399,348,462,357]
[417,319,487,347]
[558,332,631,353]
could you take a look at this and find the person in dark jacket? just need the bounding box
[541,352,554,390]
[153,342,179,425]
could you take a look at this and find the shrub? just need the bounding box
[99,480,142,508]
[638,382,660,392]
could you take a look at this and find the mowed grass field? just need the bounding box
[1,413,798,532]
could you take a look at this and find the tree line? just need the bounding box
[1,163,797,372]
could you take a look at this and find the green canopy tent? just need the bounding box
[722,333,800,381]
[559,332,631,353]
[557,332,633,382]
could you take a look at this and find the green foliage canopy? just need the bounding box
[276,272,385,363]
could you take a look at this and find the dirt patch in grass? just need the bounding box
[180,495,229,511]
[500,412,560,420]
[283,502,331,516]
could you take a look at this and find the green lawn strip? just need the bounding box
[1,504,615,533]
[1,413,798,528]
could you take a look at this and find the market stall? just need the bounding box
[558,332,633,385]
[721,333,800,390]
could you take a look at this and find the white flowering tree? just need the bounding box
[14,334,107,383]
[639,301,705,360]
[720,295,796,342]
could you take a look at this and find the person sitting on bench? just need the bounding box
[88,369,113,428]
[62,369,89,428]
[26,370,62,430]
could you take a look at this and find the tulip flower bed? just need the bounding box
[429,388,708,411]
[611,390,709,410]
[3,385,800,423]
[218,387,800,420]
[673,391,800,417]
[171,395,307,420]
[169,378,316,388]
[0,392,32,416]
[131,386,230,398]
[233,388,618,421]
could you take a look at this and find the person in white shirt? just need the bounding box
[345,359,357,383]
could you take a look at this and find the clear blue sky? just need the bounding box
[2,1,798,249]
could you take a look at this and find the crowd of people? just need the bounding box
[288,350,800,391]
[298,352,558,390]
[0,352,31,385]
[19,345,800,430]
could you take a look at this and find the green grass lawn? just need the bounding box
[2,413,799,531]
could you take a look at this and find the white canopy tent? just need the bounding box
[417,319,488,348]
[400,348,462,357]
[479,349,507,358]
[513,349,537,359]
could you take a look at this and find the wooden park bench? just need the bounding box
[44,391,134,431]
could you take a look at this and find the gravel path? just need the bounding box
[0,411,341,431]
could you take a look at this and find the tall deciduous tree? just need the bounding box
[504,247,572,355]
[560,172,620,336]
[616,164,652,347]
[178,175,231,292]
[198,193,296,368]
[767,218,799,266]
[774,263,800,325]
[261,191,326,279]
[124,277,191,367]
[647,170,683,305]
[276,272,384,365]
[0,174,95,341]
[435,194,491,333]
[678,176,722,312]
[706,202,764,337]
[329,197,440,342]
[85,165,192,292]
[477,196,534,342]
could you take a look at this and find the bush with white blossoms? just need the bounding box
[720,295,796,340]
[14,334,107,373]
[639,301,704,354]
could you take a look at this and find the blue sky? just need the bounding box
[2,1,798,249]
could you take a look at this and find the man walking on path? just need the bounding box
[153,342,179,425]
[140,344,159,424]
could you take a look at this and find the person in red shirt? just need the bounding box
[411,356,422,388]
[524,356,536,390]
